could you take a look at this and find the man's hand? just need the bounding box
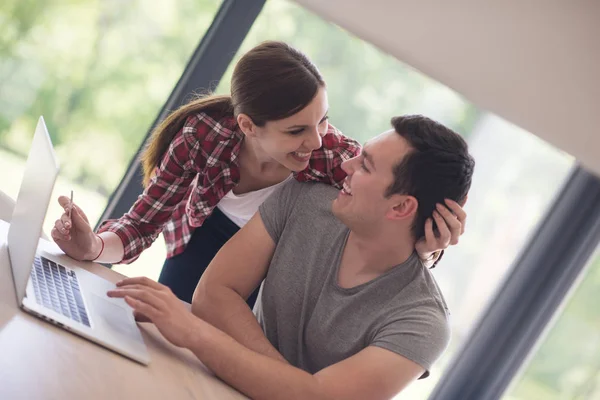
[107,280,425,400]
[415,198,467,261]
[107,277,201,348]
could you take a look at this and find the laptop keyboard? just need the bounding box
[30,256,90,327]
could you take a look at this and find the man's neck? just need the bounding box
[337,229,415,288]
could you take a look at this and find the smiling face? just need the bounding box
[332,129,418,233]
[237,87,330,172]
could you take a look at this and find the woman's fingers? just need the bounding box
[57,195,90,227]
[54,218,70,236]
[444,199,467,222]
[60,213,71,230]
[444,199,467,234]
[51,226,70,241]
[57,195,70,206]
[423,218,436,247]
[436,204,461,245]
[71,202,90,225]
[432,210,451,245]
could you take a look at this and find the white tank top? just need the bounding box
[216,174,293,227]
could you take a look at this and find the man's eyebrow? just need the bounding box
[362,149,376,170]
[285,109,329,129]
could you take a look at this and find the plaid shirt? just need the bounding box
[98,111,361,263]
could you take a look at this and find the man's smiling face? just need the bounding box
[332,130,415,232]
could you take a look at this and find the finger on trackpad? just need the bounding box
[90,293,139,338]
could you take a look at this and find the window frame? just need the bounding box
[429,166,600,400]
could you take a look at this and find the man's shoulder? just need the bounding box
[403,265,451,344]
[383,261,450,327]
[391,264,451,334]
[406,263,449,313]
[284,180,339,210]
[268,180,340,229]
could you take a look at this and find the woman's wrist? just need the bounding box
[418,250,437,262]
[85,234,104,261]
[419,250,442,268]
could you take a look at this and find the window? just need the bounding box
[215,1,575,397]
[1,0,221,278]
[503,246,600,400]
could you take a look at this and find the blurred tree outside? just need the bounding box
[0,0,220,196]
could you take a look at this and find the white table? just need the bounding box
[0,220,247,400]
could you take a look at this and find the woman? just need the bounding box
[51,41,463,305]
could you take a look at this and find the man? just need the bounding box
[108,115,475,400]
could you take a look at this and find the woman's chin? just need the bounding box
[285,156,310,171]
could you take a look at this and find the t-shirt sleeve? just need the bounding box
[371,306,451,379]
[258,180,305,243]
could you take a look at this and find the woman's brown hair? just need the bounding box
[140,41,325,186]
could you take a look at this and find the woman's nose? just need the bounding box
[304,128,323,150]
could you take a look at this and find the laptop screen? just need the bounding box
[7,116,60,302]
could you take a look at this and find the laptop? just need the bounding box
[6,116,150,365]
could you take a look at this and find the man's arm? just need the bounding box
[187,317,424,400]
[108,276,425,400]
[191,213,288,363]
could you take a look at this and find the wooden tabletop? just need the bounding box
[0,220,247,400]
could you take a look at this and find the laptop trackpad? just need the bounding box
[89,293,140,339]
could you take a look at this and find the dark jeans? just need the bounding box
[158,207,261,308]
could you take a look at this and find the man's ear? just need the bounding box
[237,113,257,138]
[459,193,469,207]
[386,195,418,220]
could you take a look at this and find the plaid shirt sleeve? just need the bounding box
[98,114,210,263]
[295,122,362,188]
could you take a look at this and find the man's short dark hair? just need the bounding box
[386,115,475,239]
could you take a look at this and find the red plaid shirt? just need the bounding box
[98,111,361,263]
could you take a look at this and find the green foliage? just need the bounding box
[0,0,220,195]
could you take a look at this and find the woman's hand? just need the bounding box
[416,199,467,264]
[107,277,201,348]
[51,196,102,261]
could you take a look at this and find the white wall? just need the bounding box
[294,0,600,175]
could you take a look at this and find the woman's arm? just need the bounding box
[96,124,201,263]
[53,116,208,264]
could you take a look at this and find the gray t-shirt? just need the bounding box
[255,180,451,377]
